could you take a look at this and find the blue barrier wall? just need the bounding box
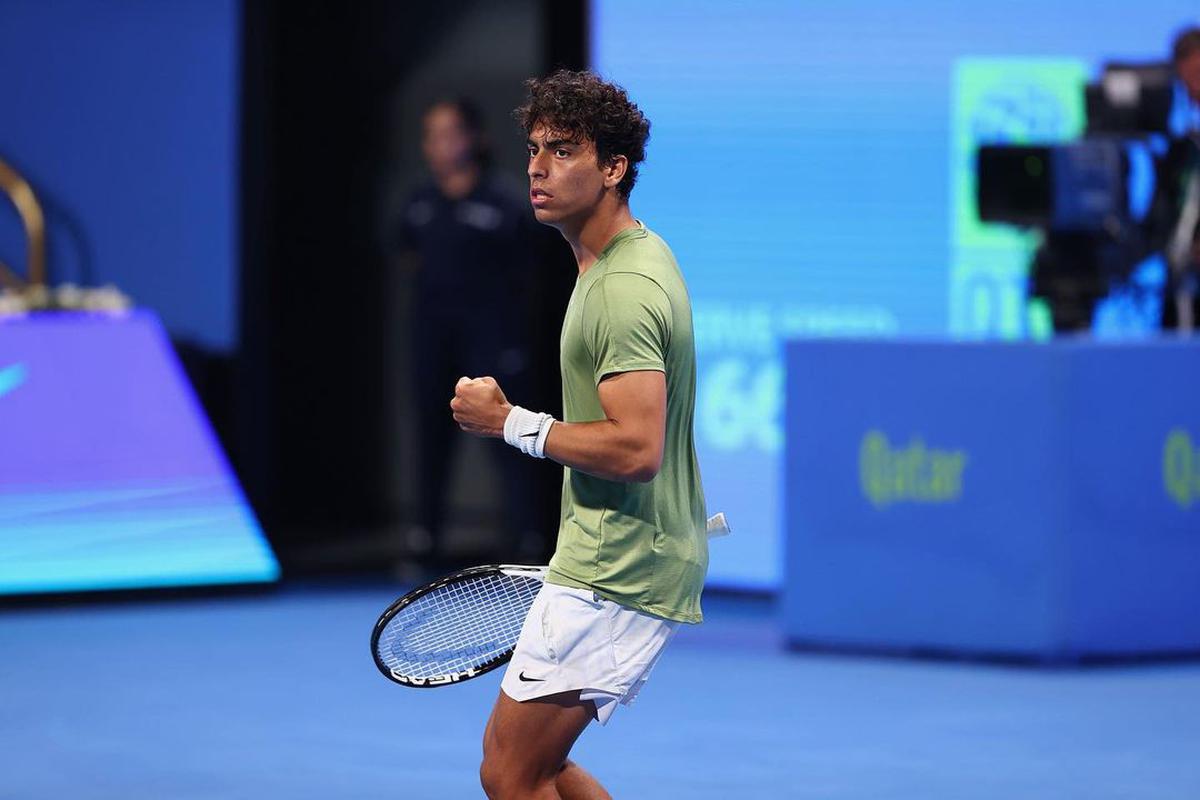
[0,0,238,351]
[783,340,1200,660]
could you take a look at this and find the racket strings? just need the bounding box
[377,572,541,680]
[392,575,536,677]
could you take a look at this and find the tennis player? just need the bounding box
[449,70,708,800]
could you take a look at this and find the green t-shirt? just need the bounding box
[546,223,708,623]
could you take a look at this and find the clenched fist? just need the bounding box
[450,376,512,438]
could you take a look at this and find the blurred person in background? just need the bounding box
[394,98,542,563]
[1163,26,1200,330]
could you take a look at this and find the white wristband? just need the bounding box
[503,406,556,458]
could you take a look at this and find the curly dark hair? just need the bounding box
[515,70,650,200]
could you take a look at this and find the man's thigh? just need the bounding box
[483,689,596,783]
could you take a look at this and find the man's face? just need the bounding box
[422,104,473,175]
[1179,51,1200,105]
[526,122,609,227]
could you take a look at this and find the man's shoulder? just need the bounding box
[599,222,663,262]
[586,271,670,310]
[603,227,682,291]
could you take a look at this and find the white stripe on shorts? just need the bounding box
[500,582,679,725]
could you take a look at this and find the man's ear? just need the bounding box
[603,155,629,191]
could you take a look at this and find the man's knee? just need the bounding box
[480,717,501,796]
[479,689,592,797]
[479,756,503,799]
[480,754,554,800]
[479,736,527,800]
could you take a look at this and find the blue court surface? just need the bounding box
[3,585,1198,799]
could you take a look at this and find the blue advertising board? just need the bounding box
[783,340,1200,659]
[0,312,279,594]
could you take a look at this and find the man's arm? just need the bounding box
[450,370,666,483]
[543,370,665,483]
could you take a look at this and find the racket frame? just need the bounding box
[370,564,546,688]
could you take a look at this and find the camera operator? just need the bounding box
[1163,26,1200,331]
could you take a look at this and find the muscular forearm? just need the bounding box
[543,419,662,483]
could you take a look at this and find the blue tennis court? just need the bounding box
[4,586,1197,799]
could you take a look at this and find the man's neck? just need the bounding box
[562,199,637,275]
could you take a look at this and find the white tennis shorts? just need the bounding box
[500,581,679,725]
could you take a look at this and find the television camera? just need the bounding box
[977,62,1197,332]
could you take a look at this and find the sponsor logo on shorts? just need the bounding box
[518,671,545,682]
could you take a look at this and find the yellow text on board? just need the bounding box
[859,430,968,509]
[1164,429,1199,510]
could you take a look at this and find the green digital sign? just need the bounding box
[949,58,1089,339]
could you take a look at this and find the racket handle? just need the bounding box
[705,512,731,538]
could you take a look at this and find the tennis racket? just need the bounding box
[371,512,731,688]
